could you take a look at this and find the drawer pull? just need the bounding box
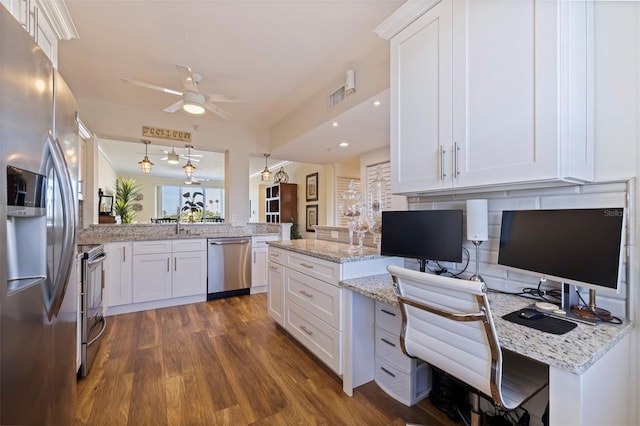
[271,253,280,257]
[299,325,313,336]
[380,366,396,378]
[269,266,278,271]
[300,263,314,269]
[380,309,397,317]
[381,338,396,347]
[299,290,314,298]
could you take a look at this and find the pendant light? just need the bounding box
[138,140,153,174]
[167,147,180,164]
[261,153,271,181]
[183,145,196,177]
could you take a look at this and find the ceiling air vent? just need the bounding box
[328,86,346,109]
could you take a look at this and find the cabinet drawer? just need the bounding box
[375,326,422,374]
[286,300,342,375]
[286,251,340,285]
[132,240,172,255]
[375,356,431,407]
[269,247,286,265]
[252,235,279,248]
[172,239,206,252]
[285,269,342,330]
[375,301,402,334]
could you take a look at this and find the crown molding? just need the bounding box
[35,0,78,40]
[373,0,441,40]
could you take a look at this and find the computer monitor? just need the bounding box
[381,210,463,272]
[497,208,626,293]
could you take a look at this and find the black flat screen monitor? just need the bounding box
[381,210,463,270]
[497,208,625,292]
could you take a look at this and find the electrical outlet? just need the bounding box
[331,231,339,239]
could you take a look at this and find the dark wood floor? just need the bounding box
[75,294,459,425]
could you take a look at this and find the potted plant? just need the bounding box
[182,191,204,222]
[114,178,142,224]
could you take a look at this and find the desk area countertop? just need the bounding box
[340,273,634,376]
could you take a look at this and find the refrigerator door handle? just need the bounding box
[45,134,77,320]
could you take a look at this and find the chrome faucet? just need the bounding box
[176,206,182,234]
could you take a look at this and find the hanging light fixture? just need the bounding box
[261,153,271,181]
[138,140,153,174]
[183,145,196,177]
[167,147,180,164]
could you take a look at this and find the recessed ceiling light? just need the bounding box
[373,100,381,106]
[339,141,349,147]
[332,122,339,127]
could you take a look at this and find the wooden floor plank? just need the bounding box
[75,294,460,426]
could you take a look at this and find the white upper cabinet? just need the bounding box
[377,0,594,195]
[1,0,78,66]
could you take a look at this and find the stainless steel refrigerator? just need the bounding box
[1,6,78,425]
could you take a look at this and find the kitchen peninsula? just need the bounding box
[80,222,289,315]
[267,240,634,425]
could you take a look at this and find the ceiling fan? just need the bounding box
[137,147,203,163]
[121,65,255,120]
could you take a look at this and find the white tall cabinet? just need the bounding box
[377,0,594,195]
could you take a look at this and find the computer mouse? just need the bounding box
[519,308,544,320]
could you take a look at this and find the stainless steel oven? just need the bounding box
[78,244,107,377]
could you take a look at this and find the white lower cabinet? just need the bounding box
[105,241,133,306]
[267,261,285,326]
[105,239,206,313]
[374,301,431,406]
[268,245,403,379]
[251,235,279,290]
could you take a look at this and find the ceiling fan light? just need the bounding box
[183,91,205,115]
[167,148,180,164]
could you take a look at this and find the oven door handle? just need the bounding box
[87,316,107,347]
[86,253,107,268]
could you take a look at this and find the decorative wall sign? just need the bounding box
[306,172,318,202]
[142,126,192,142]
[306,204,318,232]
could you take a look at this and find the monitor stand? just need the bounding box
[560,284,606,325]
[419,259,427,273]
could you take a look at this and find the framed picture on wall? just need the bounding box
[306,172,318,202]
[306,204,318,232]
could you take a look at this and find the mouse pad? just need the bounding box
[502,309,578,335]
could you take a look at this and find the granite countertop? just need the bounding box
[267,239,385,263]
[340,273,634,376]
[77,223,280,245]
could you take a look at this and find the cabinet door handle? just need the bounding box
[174,257,177,271]
[167,258,170,272]
[299,325,313,336]
[299,290,313,298]
[380,309,396,317]
[381,337,396,347]
[454,141,460,178]
[299,263,314,269]
[122,246,126,263]
[380,366,396,378]
[440,145,447,180]
[253,252,256,264]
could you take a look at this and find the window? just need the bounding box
[156,185,225,221]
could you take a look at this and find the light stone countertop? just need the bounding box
[340,273,634,376]
[267,239,386,263]
[77,223,280,245]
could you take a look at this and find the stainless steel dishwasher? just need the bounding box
[207,237,251,300]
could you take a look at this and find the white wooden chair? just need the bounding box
[388,265,548,425]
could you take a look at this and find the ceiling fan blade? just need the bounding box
[205,94,256,103]
[120,78,183,96]
[176,65,198,93]
[163,100,184,113]
[204,102,231,120]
